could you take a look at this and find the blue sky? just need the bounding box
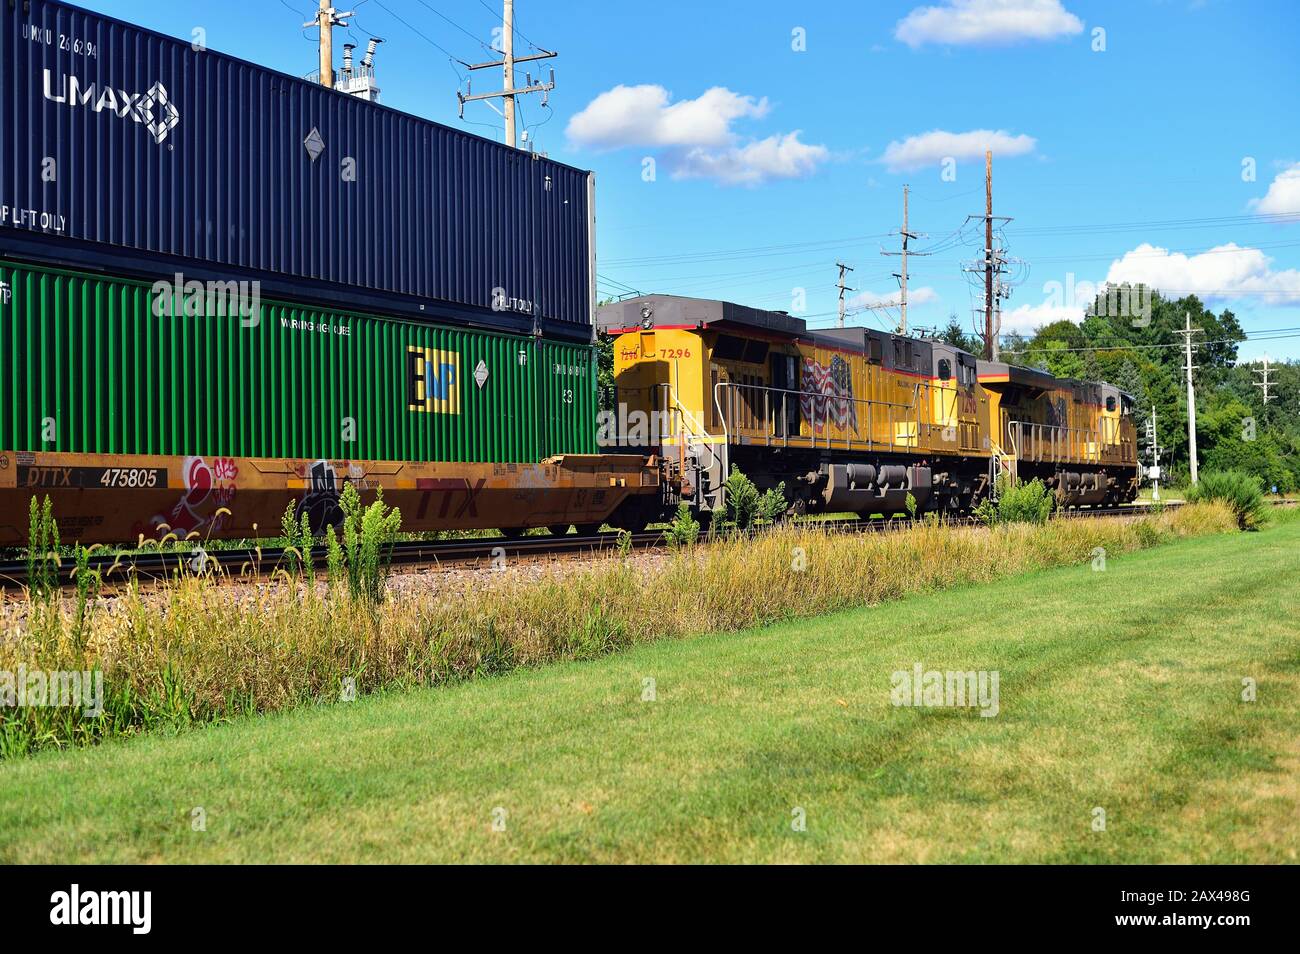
[82,0,1300,359]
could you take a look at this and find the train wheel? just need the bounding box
[574,522,602,537]
[546,524,570,536]
[500,526,527,538]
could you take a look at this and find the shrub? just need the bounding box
[972,496,998,527]
[279,503,316,581]
[723,466,760,530]
[25,495,60,604]
[974,477,1053,526]
[71,544,101,653]
[664,503,701,549]
[1186,470,1267,531]
[998,478,1053,525]
[325,483,403,603]
[757,482,788,525]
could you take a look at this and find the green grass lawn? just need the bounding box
[2,518,1297,864]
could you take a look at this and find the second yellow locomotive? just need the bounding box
[598,295,1137,518]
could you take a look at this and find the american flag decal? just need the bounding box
[801,355,857,432]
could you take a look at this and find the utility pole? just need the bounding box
[991,239,1013,362]
[963,151,1012,360]
[985,150,994,359]
[502,0,515,146]
[1176,312,1203,484]
[459,1,557,149]
[882,185,930,336]
[1145,408,1161,502]
[836,262,855,329]
[1254,356,1275,405]
[305,1,355,89]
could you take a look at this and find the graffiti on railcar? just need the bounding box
[801,354,857,433]
[149,456,238,539]
[1046,396,1068,428]
[294,460,344,532]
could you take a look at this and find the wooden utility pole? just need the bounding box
[984,150,994,359]
[502,0,516,146]
[1176,313,1203,484]
[836,262,855,328]
[962,152,1013,358]
[459,1,557,150]
[900,185,912,334]
[305,2,354,89]
[882,185,929,336]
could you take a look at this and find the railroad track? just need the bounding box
[0,531,658,591]
[0,500,1211,591]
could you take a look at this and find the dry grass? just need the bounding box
[0,503,1236,757]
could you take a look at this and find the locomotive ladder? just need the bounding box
[659,380,727,513]
[989,442,1018,500]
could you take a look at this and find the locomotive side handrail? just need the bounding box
[712,380,929,454]
[1006,420,1135,466]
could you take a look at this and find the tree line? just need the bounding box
[939,285,1300,492]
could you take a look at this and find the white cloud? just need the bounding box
[566,85,767,150]
[849,287,939,309]
[1249,163,1300,216]
[1000,302,1084,335]
[566,84,828,187]
[896,0,1084,48]
[1105,243,1300,306]
[879,129,1036,172]
[674,132,829,186]
[1001,241,1300,338]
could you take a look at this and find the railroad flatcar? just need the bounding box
[598,295,1139,517]
[0,259,659,544]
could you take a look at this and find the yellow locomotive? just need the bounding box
[598,295,1138,517]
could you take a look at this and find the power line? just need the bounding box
[412,0,497,55]
[998,328,1300,354]
[596,273,643,296]
[1008,210,1300,237]
[476,0,542,49]
[370,0,472,65]
[603,233,892,268]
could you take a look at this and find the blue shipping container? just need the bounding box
[0,0,596,341]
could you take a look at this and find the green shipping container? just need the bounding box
[0,259,598,462]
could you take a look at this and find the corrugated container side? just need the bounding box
[0,0,593,339]
[0,259,597,461]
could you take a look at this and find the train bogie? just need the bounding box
[0,450,660,545]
